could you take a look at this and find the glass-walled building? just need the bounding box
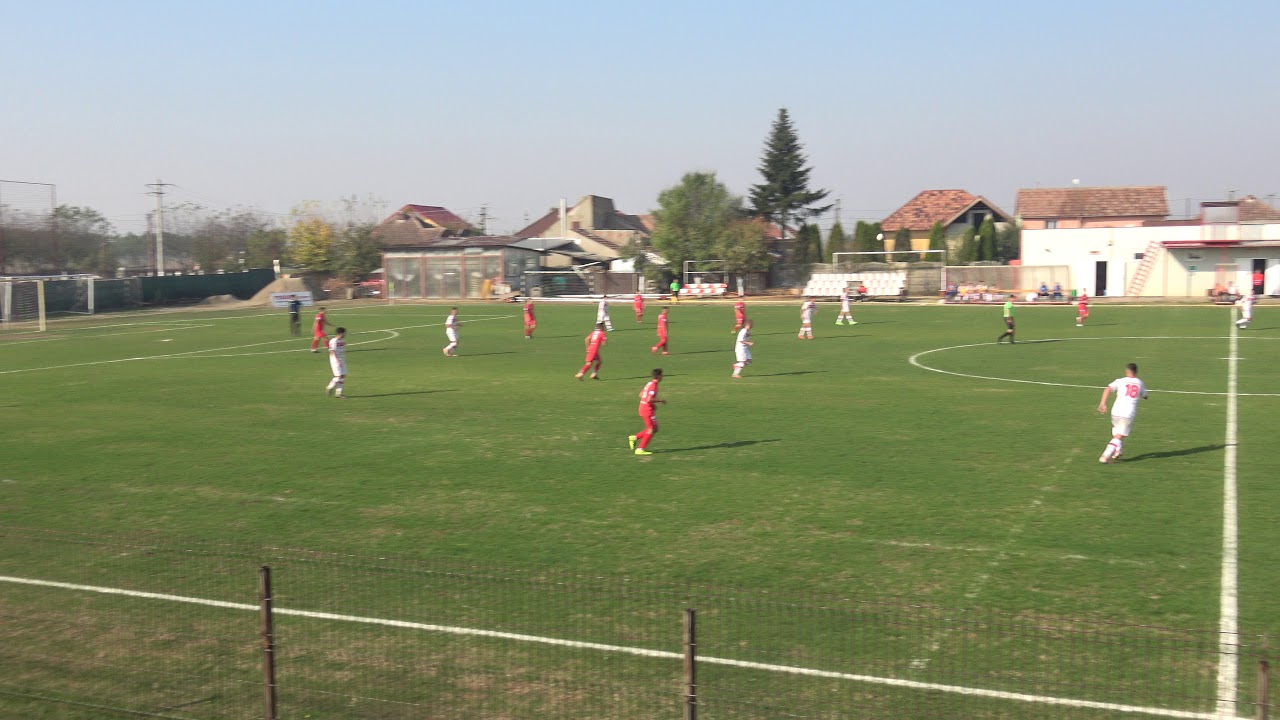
[384,237,543,300]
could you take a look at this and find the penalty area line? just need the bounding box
[1216,312,1240,717]
[0,574,1230,720]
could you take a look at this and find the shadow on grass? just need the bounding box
[1122,444,1226,462]
[349,389,460,399]
[751,370,829,377]
[660,438,782,453]
[348,347,391,352]
[463,351,518,357]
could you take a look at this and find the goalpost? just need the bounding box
[0,280,47,333]
[524,270,595,297]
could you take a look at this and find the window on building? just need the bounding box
[1046,220,1059,229]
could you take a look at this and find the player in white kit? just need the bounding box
[798,297,816,339]
[835,287,856,325]
[1236,293,1255,329]
[325,327,347,398]
[1097,363,1147,463]
[597,296,614,331]
[443,307,460,356]
[732,319,754,378]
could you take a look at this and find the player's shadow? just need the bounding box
[681,349,725,355]
[661,439,781,453]
[601,375,668,381]
[350,389,459,398]
[752,370,829,377]
[465,351,518,357]
[1122,444,1226,462]
[349,347,391,352]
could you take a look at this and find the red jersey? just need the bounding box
[734,301,745,319]
[639,378,660,414]
[523,302,535,321]
[634,294,644,308]
[657,313,668,336]
[586,329,607,354]
[313,311,326,332]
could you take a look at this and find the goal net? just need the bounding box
[524,270,594,297]
[1,280,46,333]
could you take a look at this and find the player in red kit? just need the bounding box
[1076,292,1089,327]
[651,306,670,355]
[633,293,645,322]
[576,322,608,380]
[523,299,536,339]
[732,299,746,333]
[628,368,666,456]
[310,306,333,352]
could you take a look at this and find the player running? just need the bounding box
[629,368,666,456]
[1076,291,1089,327]
[325,327,347,399]
[310,306,333,352]
[997,298,1016,343]
[443,307,460,356]
[1236,293,1255,329]
[576,322,608,380]
[1097,363,1148,463]
[732,298,747,333]
[651,306,670,355]
[634,293,645,322]
[732,319,754,379]
[798,297,816,339]
[835,286,857,325]
[523,299,536,339]
[596,296,614,331]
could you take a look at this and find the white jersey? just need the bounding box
[328,336,347,374]
[735,327,752,361]
[597,299,610,320]
[446,313,459,329]
[840,291,850,311]
[1240,296,1254,319]
[1107,376,1147,420]
[801,301,816,323]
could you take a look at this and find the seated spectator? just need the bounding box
[856,283,869,301]
[1052,282,1064,301]
[1038,282,1050,299]
[945,280,958,301]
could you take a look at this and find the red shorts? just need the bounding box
[313,329,327,338]
[639,409,658,428]
[585,352,600,362]
[656,334,668,343]
[1078,306,1089,316]
[524,318,536,327]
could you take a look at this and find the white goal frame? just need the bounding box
[682,259,726,286]
[0,280,47,332]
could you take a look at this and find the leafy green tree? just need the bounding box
[716,219,771,274]
[826,222,847,262]
[334,223,382,281]
[650,171,742,271]
[52,205,114,273]
[893,227,913,262]
[959,227,979,264]
[748,108,831,242]
[928,221,947,260]
[793,223,822,265]
[289,217,337,271]
[246,228,288,268]
[996,224,1021,263]
[978,216,997,262]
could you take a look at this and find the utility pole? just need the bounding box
[834,198,842,226]
[477,204,489,234]
[145,179,174,276]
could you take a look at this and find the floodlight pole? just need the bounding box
[145,179,173,276]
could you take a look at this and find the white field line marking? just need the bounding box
[1216,313,1241,717]
[0,315,515,375]
[0,323,216,348]
[908,337,1280,398]
[0,574,1227,720]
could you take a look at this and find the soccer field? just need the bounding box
[2,299,1277,718]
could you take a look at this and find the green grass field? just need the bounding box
[1,298,1277,718]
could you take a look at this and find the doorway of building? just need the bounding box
[1095,261,1108,296]
[1251,259,1266,295]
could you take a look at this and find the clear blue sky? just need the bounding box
[2,0,1277,233]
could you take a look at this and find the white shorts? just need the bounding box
[1111,416,1134,437]
[735,348,752,363]
[446,328,459,342]
[597,313,610,323]
[330,360,347,377]
[840,302,850,313]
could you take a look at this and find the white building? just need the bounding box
[1021,196,1280,298]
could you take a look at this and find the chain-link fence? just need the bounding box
[0,527,1270,719]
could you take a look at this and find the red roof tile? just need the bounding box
[1236,195,1280,223]
[1016,186,1168,220]
[881,190,1009,232]
[516,209,561,238]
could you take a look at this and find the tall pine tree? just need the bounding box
[893,227,913,262]
[749,109,831,248]
[978,217,997,262]
[826,222,846,263]
[927,221,947,260]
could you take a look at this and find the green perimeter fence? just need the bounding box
[0,528,1271,719]
[37,270,276,314]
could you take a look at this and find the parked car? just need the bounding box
[357,269,385,297]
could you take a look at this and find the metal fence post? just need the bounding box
[1259,659,1271,720]
[683,608,697,720]
[259,565,278,720]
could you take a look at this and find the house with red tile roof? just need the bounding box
[880,189,1012,254]
[1016,186,1168,229]
[373,204,479,248]
[516,195,650,265]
